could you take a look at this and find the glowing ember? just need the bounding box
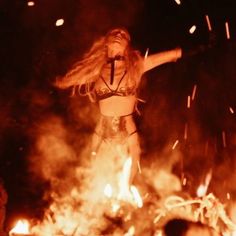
[174,0,181,5]
[187,95,191,108]
[27,1,35,6]
[225,22,230,39]
[191,84,197,100]
[205,15,212,31]
[172,139,179,150]
[9,219,30,235]
[144,48,149,59]
[189,25,197,34]
[55,18,64,27]
[229,106,234,114]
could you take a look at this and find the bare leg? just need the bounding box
[127,132,141,185]
[90,119,103,156]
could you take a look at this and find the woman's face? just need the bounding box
[106,29,130,54]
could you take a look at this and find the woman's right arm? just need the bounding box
[143,48,182,73]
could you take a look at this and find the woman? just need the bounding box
[55,27,182,196]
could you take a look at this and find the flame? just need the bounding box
[27,1,35,6]
[104,183,113,198]
[197,170,212,197]
[124,225,135,236]
[118,157,132,200]
[9,219,30,235]
[130,185,143,208]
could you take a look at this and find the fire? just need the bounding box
[197,170,212,197]
[104,183,113,198]
[130,185,143,208]
[9,219,30,235]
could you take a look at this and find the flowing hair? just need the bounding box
[55,29,144,102]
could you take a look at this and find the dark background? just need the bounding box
[0,0,236,229]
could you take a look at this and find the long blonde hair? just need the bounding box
[56,28,144,101]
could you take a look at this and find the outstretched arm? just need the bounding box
[143,48,182,73]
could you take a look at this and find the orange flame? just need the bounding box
[196,170,212,197]
[9,219,30,235]
[104,183,113,198]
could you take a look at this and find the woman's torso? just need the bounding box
[95,60,139,116]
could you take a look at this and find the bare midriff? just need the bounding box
[98,95,136,117]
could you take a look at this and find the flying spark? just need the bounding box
[144,48,149,59]
[27,1,35,6]
[205,15,212,31]
[55,19,64,27]
[174,0,181,5]
[225,22,230,39]
[191,84,197,100]
[229,107,234,114]
[189,25,196,34]
[187,95,191,108]
[172,140,179,150]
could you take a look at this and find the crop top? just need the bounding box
[95,70,136,100]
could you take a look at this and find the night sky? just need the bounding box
[1,0,236,230]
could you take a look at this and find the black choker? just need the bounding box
[107,56,125,85]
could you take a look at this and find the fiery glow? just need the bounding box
[104,183,113,198]
[205,15,212,31]
[55,18,64,27]
[197,170,212,197]
[172,139,179,150]
[118,157,132,200]
[27,1,35,6]
[144,48,149,59]
[191,84,197,100]
[187,95,191,108]
[189,25,197,34]
[225,22,230,39]
[9,219,30,235]
[229,106,234,114]
[124,225,135,236]
[182,176,187,186]
[174,0,181,5]
[130,185,143,208]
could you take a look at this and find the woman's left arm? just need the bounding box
[143,48,182,73]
